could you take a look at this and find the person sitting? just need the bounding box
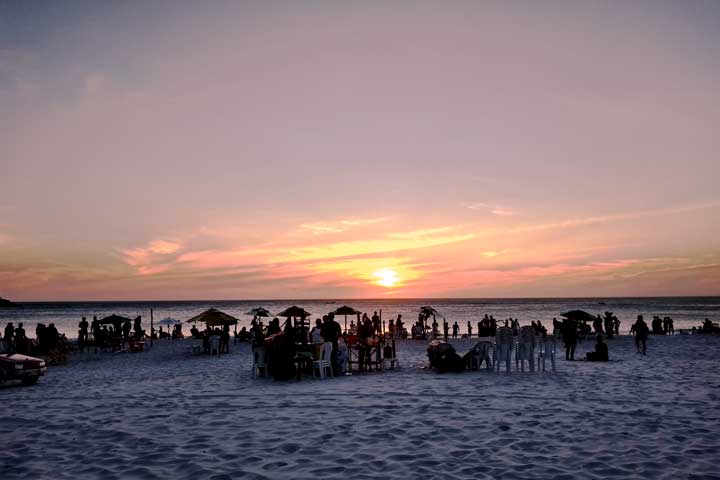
[586,335,609,362]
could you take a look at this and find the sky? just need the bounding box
[1,0,719,301]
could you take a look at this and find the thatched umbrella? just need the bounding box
[186,308,239,327]
[277,306,311,328]
[420,306,442,334]
[98,314,133,325]
[331,305,362,334]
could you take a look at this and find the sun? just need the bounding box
[373,268,400,288]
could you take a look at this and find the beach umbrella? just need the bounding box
[158,317,180,326]
[561,310,596,322]
[157,317,180,331]
[331,305,362,334]
[245,307,272,318]
[186,308,240,327]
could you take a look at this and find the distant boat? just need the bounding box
[0,297,18,307]
[598,301,606,305]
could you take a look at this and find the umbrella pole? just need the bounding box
[150,308,154,347]
[345,314,348,335]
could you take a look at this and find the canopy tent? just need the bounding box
[186,308,240,327]
[561,310,597,322]
[98,314,133,326]
[331,305,362,334]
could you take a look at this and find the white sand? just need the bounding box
[2,334,720,479]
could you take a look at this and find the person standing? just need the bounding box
[633,315,649,355]
[15,322,27,354]
[467,321,473,338]
[371,311,381,335]
[562,318,578,360]
[452,321,459,339]
[443,320,449,341]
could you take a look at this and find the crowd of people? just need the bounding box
[77,316,146,352]
[189,323,231,354]
[2,321,72,363]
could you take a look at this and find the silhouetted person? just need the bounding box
[562,319,578,360]
[357,316,374,372]
[443,320,449,341]
[633,315,649,355]
[4,322,14,344]
[371,311,381,335]
[593,315,604,335]
[451,321,459,339]
[122,319,131,341]
[78,317,88,351]
[467,321,472,338]
[586,335,609,362]
[15,322,27,354]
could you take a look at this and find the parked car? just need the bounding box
[0,350,47,386]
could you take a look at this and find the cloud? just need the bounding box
[461,202,517,216]
[299,216,391,235]
[119,239,183,275]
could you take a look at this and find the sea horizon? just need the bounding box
[7,294,719,303]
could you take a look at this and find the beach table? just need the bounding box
[293,343,319,380]
[129,340,146,353]
[347,338,383,373]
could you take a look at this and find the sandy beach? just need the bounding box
[2,334,719,480]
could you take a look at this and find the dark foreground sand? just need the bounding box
[2,335,719,479]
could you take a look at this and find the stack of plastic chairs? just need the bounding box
[538,336,556,372]
[495,327,514,373]
[516,326,536,372]
[470,341,494,370]
[252,347,267,378]
[209,335,220,356]
[313,342,334,379]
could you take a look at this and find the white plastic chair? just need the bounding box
[516,326,536,372]
[495,327,514,373]
[209,335,220,356]
[470,341,494,370]
[538,336,556,372]
[188,339,203,355]
[252,347,266,378]
[313,342,334,379]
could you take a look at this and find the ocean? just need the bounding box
[1,297,718,339]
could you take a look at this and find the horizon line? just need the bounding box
[5,294,720,304]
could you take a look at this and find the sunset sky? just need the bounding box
[2,1,719,300]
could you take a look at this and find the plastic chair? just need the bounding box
[252,347,266,378]
[516,326,536,372]
[313,342,334,379]
[209,335,220,356]
[470,341,494,370]
[495,327,514,373]
[382,341,400,370]
[538,336,556,372]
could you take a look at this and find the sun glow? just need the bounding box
[373,268,400,288]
